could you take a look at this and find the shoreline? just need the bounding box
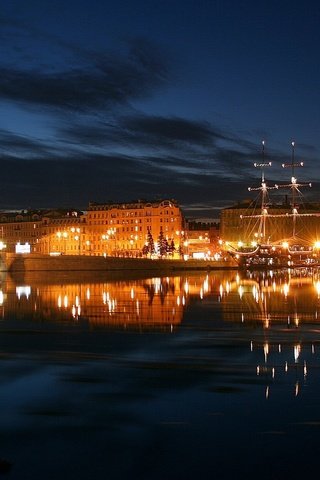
[1,253,238,274]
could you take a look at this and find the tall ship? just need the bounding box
[222,142,320,269]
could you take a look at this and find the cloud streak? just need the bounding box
[0,36,169,113]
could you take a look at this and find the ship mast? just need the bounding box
[243,141,274,241]
[275,141,312,239]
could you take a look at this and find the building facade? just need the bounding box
[0,200,185,257]
[86,199,184,257]
[220,202,320,247]
[0,209,86,254]
[0,210,42,253]
[185,221,220,259]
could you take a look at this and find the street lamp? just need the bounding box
[56,231,68,254]
[129,234,139,257]
[71,227,81,254]
[175,230,185,258]
[102,228,117,256]
[101,233,109,256]
[183,239,189,260]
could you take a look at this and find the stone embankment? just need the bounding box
[1,253,237,273]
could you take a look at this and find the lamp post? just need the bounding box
[183,239,189,259]
[101,234,109,256]
[71,227,81,255]
[313,241,320,262]
[176,230,187,258]
[134,234,138,257]
[109,228,117,255]
[102,228,117,256]
[129,234,139,257]
[56,231,68,254]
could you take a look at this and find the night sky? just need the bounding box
[1,0,319,220]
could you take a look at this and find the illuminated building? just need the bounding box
[86,199,184,257]
[37,210,87,255]
[0,200,225,259]
[220,202,320,246]
[0,210,42,252]
[0,209,85,254]
[0,200,185,257]
[186,221,220,259]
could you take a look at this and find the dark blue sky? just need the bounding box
[1,0,319,219]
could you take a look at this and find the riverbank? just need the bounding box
[1,253,238,274]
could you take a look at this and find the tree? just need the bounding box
[142,244,149,256]
[157,227,168,258]
[168,239,175,256]
[146,227,155,257]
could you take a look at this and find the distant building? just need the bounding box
[0,209,85,254]
[37,209,87,255]
[185,220,220,258]
[220,202,320,246]
[0,210,42,253]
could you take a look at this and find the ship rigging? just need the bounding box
[225,141,320,269]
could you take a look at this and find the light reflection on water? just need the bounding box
[2,268,320,333]
[1,268,320,479]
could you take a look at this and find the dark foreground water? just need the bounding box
[0,268,320,479]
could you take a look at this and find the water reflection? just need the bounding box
[2,269,320,479]
[220,267,320,326]
[217,268,320,399]
[2,272,234,329]
[2,268,320,329]
[3,268,320,399]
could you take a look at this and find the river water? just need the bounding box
[0,268,320,479]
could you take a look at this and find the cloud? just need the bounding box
[121,115,221,145]
[0,129,50,156]
[59,114,225,158]
[0,37,169,112]
[0,107,277,216]
[0,129,318,219]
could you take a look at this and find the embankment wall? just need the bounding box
[1,253,237,273]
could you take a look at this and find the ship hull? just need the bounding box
[230,244,320,270]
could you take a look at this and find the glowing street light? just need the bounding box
[71,227,81,254]
[102,228,117,256]
[56,231,68,254]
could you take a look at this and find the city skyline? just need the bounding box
[1,1,320,221]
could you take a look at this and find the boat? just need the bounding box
[226,141,320,270]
